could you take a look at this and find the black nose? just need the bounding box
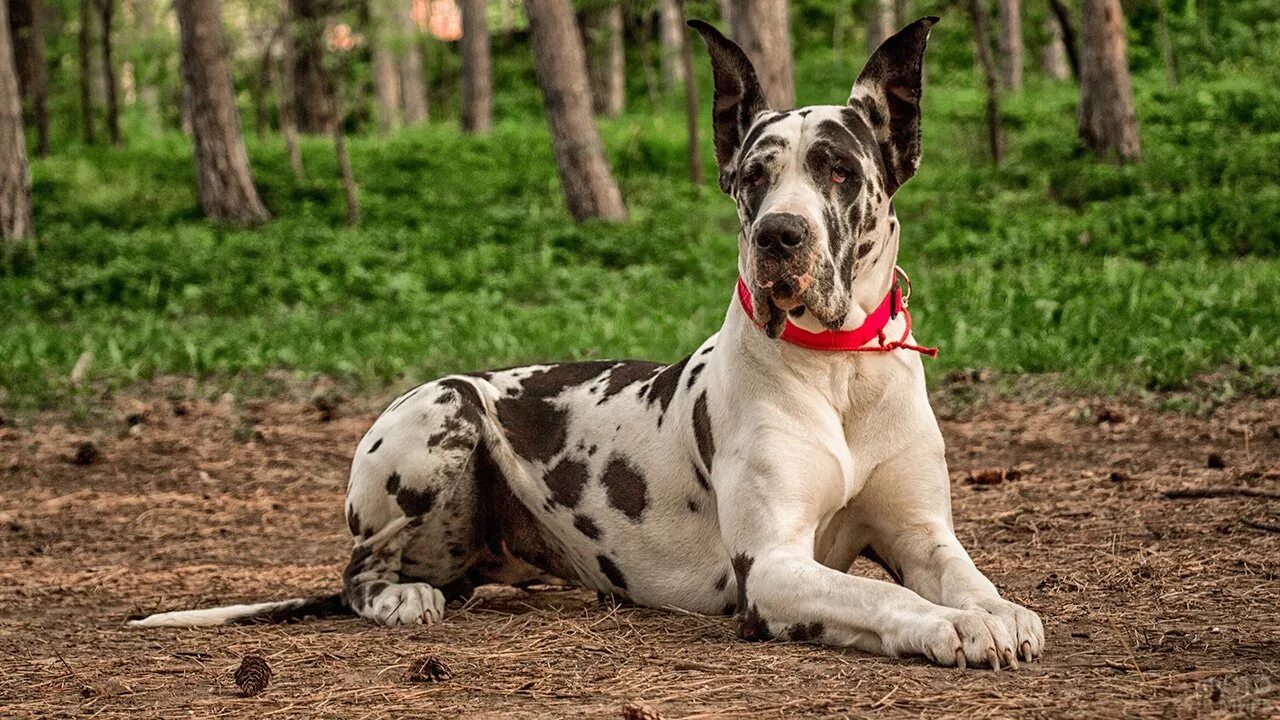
[753,213,809,255]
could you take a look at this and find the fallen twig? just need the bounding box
[1243,519,1280,533]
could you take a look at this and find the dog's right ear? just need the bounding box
[688,19,770,192]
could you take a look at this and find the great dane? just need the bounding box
[133,17,1044,669]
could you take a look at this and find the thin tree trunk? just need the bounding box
[717,0,733,30]
[398,6,428,125]
[968,0,1004,166]
[252,35,274,138]
[1155,0,1177,87]
[459,0,492,133]
[894,0,913,28]
[175,0,271,225]
[0,0,34,242]
[1078,0,1140,160]
[1047,0,1079,80]
[583,1,624,117]
[370,3,401,137]
[287,0,333,134]
[676,0,700,184]
[523,0,626,222]
[98,0,121,144]
[271,55,305,179]
[1040,13,1070,80]
[78,0,96,144]
[7,0,49,156]
[866,0,893,53]
[658,0,685,91]
[639,12,661,109]
[997,0,1023,92]
[729,0,794,108]
[331,64,359,227]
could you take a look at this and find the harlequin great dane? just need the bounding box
[133,17,1044,669]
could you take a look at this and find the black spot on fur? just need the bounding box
[437,378,484,425]
[687,498,700,513]
[599,362,662,403]
[714,571,729,592]
[494,362,615,463]
[693,393,716,473]
[856,241,874,258]
[693,465,711,491]
[699,345,715,356]
[785,621,824,642]
[433,391,455,405]
[345,505,363,538]
[645,355,690,415]
[597,555,628,591]
[686,362,706,389]
[574,514,602,540]
[367,438,382,453]
[735,604,773,641]
[601,457,648,522]
[386,471,439,516]
[731,552,754,612]
[545,459,589,508]
[740,113,789,161]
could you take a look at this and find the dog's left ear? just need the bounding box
[849,17,938,196]
[688,19,770,193]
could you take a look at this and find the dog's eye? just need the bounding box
[831,167,849,184]
[743,167,766,187]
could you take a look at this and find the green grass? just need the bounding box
[4,20,1280,411]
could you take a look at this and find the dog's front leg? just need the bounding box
[717,454,1023,668]
[854,444,1046,666]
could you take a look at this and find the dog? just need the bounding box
[132,17,1044,670]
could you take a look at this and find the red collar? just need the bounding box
[736,267,938,356]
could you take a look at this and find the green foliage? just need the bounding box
[4,2,1280,409]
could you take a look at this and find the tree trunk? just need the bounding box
[459,0,492,133]
[894,0,913,28]
[1047,0,1079,81]
[1078,0,1140,161]
[676,0,700,184]
[175,0,272,225]
[98,0,121,144]
[331,63,359,227]
[729,0,794,108]
[271,54,305,179]
[370,2,401,137]
[583,1,624,117]
[658,0,685,91]
[7,0,49,156]
[287,0,333,134]
[398,6,428,125]
[523,0,626,222]
[996,0,1022,92]
[1040,12,1070,80]
[968,0,1004,166]
[866,0,893,53]
[0,0,34,242]
[78,0,96,144]
[717,0,733,30]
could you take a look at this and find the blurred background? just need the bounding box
[1,0,1278,414]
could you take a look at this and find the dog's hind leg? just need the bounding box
[341,378,489,626]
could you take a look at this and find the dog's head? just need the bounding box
[690,17,937,337]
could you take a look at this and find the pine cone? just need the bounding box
[405,656,452,683]
[233,655,272,697]
[622,701,663,720]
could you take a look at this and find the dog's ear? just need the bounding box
[848,16,938,196]
[688,19,770,192]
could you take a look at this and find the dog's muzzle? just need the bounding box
[751,212,815,312]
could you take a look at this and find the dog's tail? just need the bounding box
[127,593,348,628]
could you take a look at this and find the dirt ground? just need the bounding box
[1,381,1277,719]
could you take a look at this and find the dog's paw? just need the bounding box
[369,582,446,626]
[963,596,1045,664]
[911,608,1021,670]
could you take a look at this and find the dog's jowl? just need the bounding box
[132,17,1044,670]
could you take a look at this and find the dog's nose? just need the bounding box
[753,213,809,255]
